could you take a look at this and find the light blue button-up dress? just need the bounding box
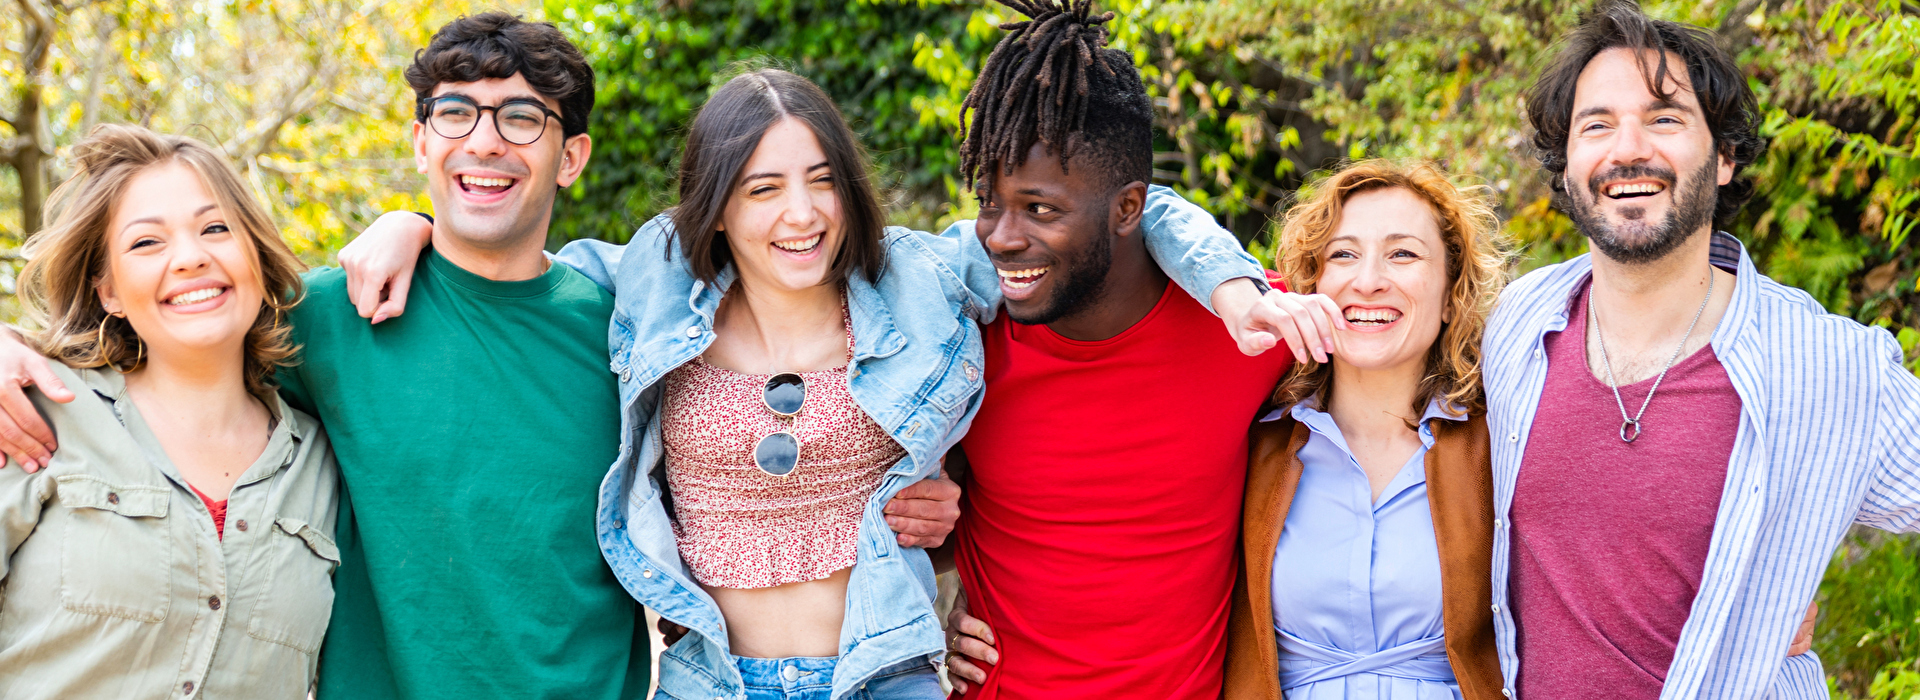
[1266,397,1467,700]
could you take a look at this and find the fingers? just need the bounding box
[1250,294,1317,364]
[1787,601,1817,656]
[953,634,1000,666]
[886,474,962,548]
[1311,293,1349,332]
[372,272,413,324]
[23,354,73,404]
[350,264,383,321]
[0,352,64,471]
[947,655,988,687]
[657,619,689,646]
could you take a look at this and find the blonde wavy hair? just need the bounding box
[17,124,305,398]
[1269,159,1510,418]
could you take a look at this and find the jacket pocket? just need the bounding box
[919,324,983,413]
[246,517,339,654]
[55,475,171,622]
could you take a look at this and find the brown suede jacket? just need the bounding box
[1224,411,1505,700]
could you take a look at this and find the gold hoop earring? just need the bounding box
[96,314,142,372]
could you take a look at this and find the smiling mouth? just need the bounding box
[773,234,822,254]
[167,286,228,306]
[1604,181,1667,199]
[997,266,1050,289]
[1344,308,1401,327]
[459,174,517,196]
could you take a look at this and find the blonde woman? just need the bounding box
[0,124,337,700]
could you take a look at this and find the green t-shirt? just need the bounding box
[279,250,649,700]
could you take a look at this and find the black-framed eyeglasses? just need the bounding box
[754,373,807,476]
[417,95,560,146]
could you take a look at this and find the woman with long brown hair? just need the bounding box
[0,124,337,699]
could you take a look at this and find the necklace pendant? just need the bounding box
[1620,418,1642,443]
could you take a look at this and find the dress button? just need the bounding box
[236,520,248,532]
[1508,433,1518,442]
[182,680,196,695]
[1491,603,1499,613]
[1503,689,1513,698]
[107,492,120,505]
[686,326,701,338]
[209,596,221,611]
[1493,519,1502,528]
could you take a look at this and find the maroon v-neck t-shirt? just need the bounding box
[1509,280,1741,699]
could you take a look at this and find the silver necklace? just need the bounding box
[1588,270,1715,443]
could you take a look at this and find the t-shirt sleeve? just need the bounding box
[1859,336,1920,532]
[275,365,316,417]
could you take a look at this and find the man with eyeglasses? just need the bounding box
[0,13,965,700]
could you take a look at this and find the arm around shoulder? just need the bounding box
[1139,185,1264,315]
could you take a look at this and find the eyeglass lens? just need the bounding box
[754,432,800,476]
[426,97,549,145]
[764,373,806,416]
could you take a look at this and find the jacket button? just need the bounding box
[686,326,700,338]
[620,369,632,383]
[209,596,221,611]
[107,492,120,505]
[963,361,977,381]
[182,680,196,695]
[236,520,248,532]
[1491,603,1499,613]
[642,569,654,578]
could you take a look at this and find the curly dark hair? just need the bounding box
[406,13,594,139]
[958,0,1153,195]
[1526,0,1766,226]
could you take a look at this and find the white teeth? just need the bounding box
[1606,182,1665,197]
[460,175,513,188]
[998,267,1048,289]
[1343,308,1401,324]
[167,287,225,306]
[773,234,822,252]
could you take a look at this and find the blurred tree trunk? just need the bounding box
[2,0,59,236]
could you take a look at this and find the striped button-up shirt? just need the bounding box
[1483,232,1920,699]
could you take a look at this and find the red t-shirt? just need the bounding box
[952,282,1292,700]
[1510,281,1739,699]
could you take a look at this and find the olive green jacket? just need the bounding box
[0,363,339,700]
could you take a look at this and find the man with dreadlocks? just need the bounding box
[941,2,1296,698]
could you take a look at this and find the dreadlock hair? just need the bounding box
[959,0,1153,196]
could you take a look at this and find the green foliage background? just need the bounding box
[546,1,1920,696]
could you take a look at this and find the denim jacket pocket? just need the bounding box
[54,475,171,622]
[919,324,983,413]
[245,517,340,654]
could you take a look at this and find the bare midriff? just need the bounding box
[705,567,854,658]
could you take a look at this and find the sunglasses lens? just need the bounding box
[754,431,800,476]
[764,373,806,416]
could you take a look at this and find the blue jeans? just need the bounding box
[733,655,943,700]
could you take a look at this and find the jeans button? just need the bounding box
[782,665,800,682]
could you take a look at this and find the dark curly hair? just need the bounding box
[406,13,594,139]
[959,0,1153,196]
[1526,0,1766,226]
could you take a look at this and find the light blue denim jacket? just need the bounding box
[553,186,1262,700]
